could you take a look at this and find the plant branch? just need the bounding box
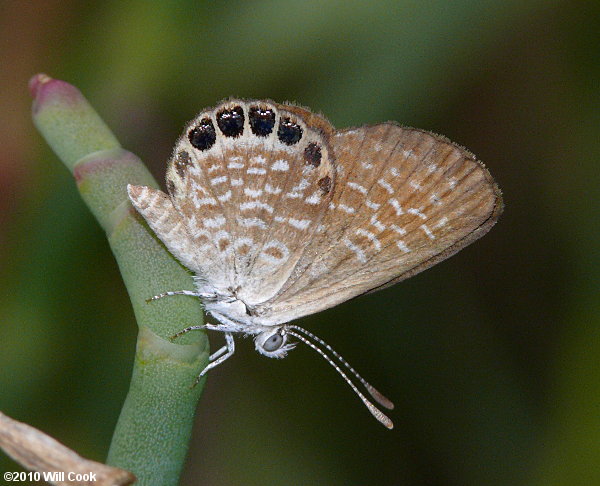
[30,74,208,486]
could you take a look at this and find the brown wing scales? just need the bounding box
[264,124,502,323]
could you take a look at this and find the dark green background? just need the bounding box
[1,2,598,485]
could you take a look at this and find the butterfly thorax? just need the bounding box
[190,276,279,333]
[202,293,271,328]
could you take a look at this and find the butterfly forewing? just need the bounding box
[265,124,502,323]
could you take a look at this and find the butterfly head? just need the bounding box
[254,327,296,358]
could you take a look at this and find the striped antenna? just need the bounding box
[289,325,394,410]
[286,329,393,429]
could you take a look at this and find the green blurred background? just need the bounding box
[1,1,598,485]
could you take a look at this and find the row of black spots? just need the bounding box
[187,107,244,151]
[248,105,304,145]
[187,105,311,151]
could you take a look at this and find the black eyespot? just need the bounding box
[318,175,332,194]
[277,117,303,145]
[217,106,244,137]
[263,332,284,352]
[249,106,276,136]
[304,142,322,167]
[188,118,216,151]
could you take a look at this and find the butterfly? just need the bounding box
[127,99,503,428]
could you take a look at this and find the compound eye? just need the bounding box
[262,332,284,352]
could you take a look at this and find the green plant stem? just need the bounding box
[30,74,208,486]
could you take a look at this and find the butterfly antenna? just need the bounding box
[286,330,393,429]
[288,325,394,410]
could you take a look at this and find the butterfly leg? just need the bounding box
[171,324,229,361]
[208,345,228,361]
[171,323,231,360]
[194,332,235,385]
[147,290,216,303]
[170,325,204,340]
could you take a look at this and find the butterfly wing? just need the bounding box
[263,123,503,323]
